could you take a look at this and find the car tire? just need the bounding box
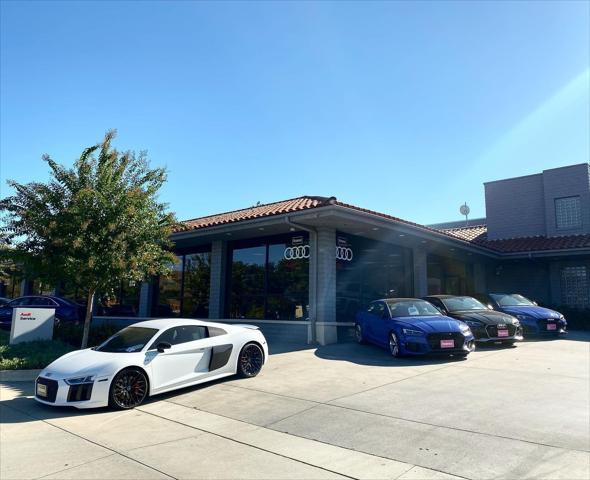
[388,332,401,358]
[237,343,264,378]
[354,324,365,344]
[109,367,149,410]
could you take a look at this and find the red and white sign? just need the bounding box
[547,323,557,331]
[497,329,509,337]
[440,339,455,349]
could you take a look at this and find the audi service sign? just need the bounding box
[10,307,55,344]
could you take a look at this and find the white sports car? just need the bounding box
[35,319,268,409]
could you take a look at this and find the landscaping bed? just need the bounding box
[0,323,120,370]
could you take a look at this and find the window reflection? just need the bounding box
[155,256,183,316]
[336,234,412,323]
[183,253,211,317]
[229,236,309,320]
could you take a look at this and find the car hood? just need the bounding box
[397,316,463,332]
[40,348,133,379]
[499,305,562,319]
[451,310,516,325]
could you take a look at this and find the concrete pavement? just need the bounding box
[1,332,589,479]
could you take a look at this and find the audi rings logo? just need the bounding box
[284,245,310,260]
[336,246,353,261]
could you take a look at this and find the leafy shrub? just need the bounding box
[0,331,73,370]
[0,322,122,370]
[54,322,120,347]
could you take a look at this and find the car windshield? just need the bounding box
[442,296,488,312]
[386,300,442,318]
[95,327,158,353]
[490,294,535,307]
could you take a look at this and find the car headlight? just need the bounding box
[402,328,424,336]
[459,324,472,335]
[463,320,483,327]
[64,375,96,385]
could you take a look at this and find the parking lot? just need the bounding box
[1,332,589,480]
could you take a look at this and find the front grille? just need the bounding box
[485,324,516,338]
[36,377,58,403]
[427,332,465,350]
[67,383,93,402]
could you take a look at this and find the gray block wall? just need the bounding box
[485,173,546,240]
[485,163,590,241]
[543,164,590,237]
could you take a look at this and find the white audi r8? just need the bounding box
[35,319,268,410]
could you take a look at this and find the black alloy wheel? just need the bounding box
[389,332,401,358]
[238,343,264,378]
[109,368,148,409]
[355,324,365,344]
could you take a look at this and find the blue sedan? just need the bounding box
[0,295,84,329]
[476,293,567,336]
[355,298,475,357]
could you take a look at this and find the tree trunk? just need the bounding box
[81,289,95,349]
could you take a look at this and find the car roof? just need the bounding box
[127,318,228,330]
[376,298,427,303]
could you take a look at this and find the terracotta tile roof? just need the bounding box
[178,196,336,231]
[441,225,488,242]
[443,225,590,253]
[177,195,590,255]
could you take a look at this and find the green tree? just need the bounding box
[0,131,177,347]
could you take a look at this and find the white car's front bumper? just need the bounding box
[34,375,110,409]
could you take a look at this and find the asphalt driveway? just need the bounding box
[1,332,589,479]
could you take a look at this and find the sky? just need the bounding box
[1,0,589,225]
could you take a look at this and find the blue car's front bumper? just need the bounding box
[519,318,567,336]
[400,331,475,355]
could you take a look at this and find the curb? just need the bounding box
[0,369,41,382]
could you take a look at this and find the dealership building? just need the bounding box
[6,163,590,344]
[124,162,587,344]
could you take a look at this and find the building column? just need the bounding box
[315,227,337,345]
[209,240,228,319]
[138,281,154,318]
[473,263,487,294]
[412,248,428,297]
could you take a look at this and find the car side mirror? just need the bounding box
[157,342,172,353]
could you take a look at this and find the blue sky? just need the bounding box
[1,1,588,225]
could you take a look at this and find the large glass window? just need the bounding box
[229,235,309,320]
[154,250,211,318]
[183,253,211,317]
[555,196,582,230]
[155,255,183,316]
[336,234,413,323]
[561,266,589,308]
[427,255,474,295]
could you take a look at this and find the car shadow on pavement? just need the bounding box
[522,330,590,343]
[313,341,470,367]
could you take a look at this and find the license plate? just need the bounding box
[497,329,509,337]
[547,323,557,331]
[440,339,455,349]
[36,383,47,397]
